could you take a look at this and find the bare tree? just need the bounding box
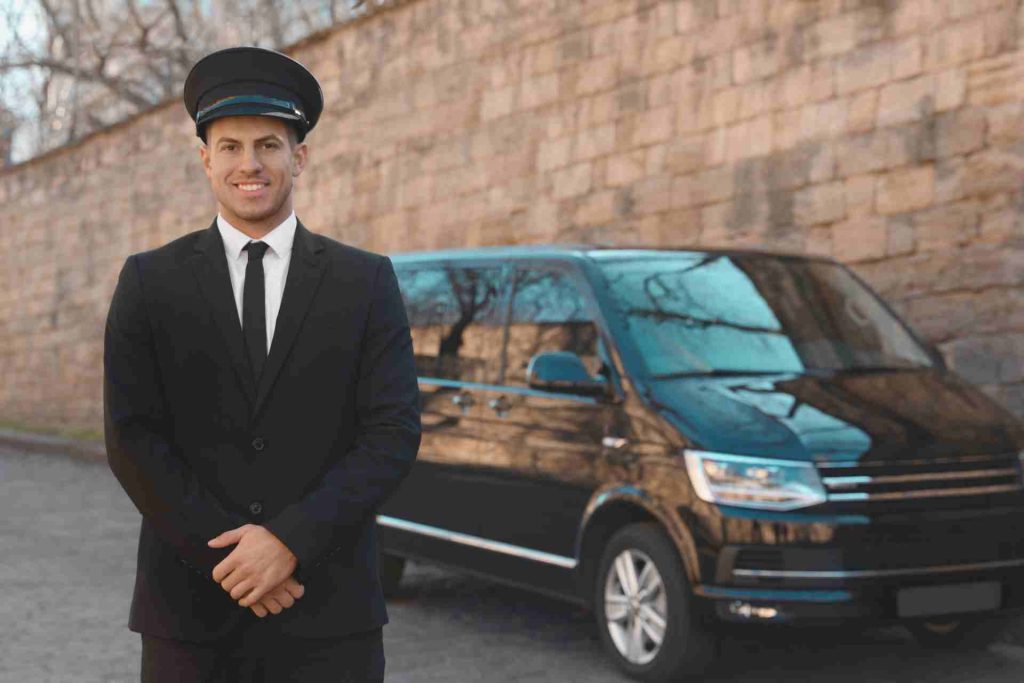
[0,0,377,163]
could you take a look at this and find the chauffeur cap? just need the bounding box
[183,46,324,143]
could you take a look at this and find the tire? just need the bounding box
[379,553,406,598]
[594,523,718,682]
[906,614,1008,649]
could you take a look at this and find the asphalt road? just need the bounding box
[4,446,1024,682]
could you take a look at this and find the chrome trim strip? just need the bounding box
[822,467,1020,488]
[734,557,1024,580]
[827,483,1022,502]
[818,453,1018,470]
[376,515,578,569]
[416,377,598,405]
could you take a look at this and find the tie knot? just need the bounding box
[244,241,270,261]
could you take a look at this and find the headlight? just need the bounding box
[683,449,827,511]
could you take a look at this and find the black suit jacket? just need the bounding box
[103,218,421,641]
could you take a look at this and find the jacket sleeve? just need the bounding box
[263,255,422,579]
[104,255,249,577]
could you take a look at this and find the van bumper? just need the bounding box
[694,557,1024,625]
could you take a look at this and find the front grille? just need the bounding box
[817,453,1023,502]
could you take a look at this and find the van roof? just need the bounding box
[387,243,836,266]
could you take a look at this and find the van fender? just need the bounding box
[574,484,701,586]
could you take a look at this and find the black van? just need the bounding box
[375,245,1024,682]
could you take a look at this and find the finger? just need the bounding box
[239,581,271,608]
[274,589,295,609]
[230,580,255,601]
[250,603,268,618]
[262,596,283,615]
[207,527,245,548]
[283,579,305,599]
[220,569,246,593]
[211,556,237,583]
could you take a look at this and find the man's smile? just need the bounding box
[234,181,269,196]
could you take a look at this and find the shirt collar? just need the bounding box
[217,211,297,261]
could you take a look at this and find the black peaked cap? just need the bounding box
[183,46,323,142]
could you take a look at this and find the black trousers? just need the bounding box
[140,620,385,683]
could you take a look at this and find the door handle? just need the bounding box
[603,436,637,466]
[488,395,510,417]
[451,392,475,413]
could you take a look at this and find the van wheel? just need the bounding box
[594,523,718,682]
[906,615,1007,649]
[379,553,406,598]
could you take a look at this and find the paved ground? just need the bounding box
[4,445,1024,682]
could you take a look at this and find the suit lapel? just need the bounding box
[253,219,327,418]
[189,219,257,407]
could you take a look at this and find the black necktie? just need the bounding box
[242,241,270,383]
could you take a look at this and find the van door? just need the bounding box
[382,264,510,544]
[472,263,619,563]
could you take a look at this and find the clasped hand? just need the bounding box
[208,524,304,618]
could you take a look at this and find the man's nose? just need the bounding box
[239,146,263,171]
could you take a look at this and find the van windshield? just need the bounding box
[594,252,934,378]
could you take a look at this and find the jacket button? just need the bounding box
[249,501,263,516]
[251,437,265,451]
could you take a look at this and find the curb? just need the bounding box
[0,428,106,464]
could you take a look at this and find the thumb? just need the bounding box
[207,526,246,548]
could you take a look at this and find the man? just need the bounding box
[103,46,421,681]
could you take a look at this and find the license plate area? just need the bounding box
[897,582,1002,618]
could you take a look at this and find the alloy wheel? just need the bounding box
[604,548,668,666]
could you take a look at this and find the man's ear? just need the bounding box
[199,143,212,178]
[292,141,309,178]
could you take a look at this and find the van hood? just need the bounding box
[642,369,1024,464]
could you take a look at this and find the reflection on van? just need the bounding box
[376,245,1024,682]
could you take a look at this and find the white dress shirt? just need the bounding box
[217,212,297,353]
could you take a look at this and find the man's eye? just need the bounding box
[264,142,279,149]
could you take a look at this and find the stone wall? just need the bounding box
[1,0,1023,434]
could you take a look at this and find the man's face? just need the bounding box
[199,116,308,231]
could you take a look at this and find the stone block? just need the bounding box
[537,137,572,173]
[833,216,888,262]
[481,85,516,121]
[794,181,847,226]
[836,44,891,94]
[962,150,1024,197]
[846,89,878,133]
[844,174,875,216]
[875,165,934,214]
[887,214,916,256]
[935,107,986,158]
[552,162,593,199]
[606,150,647,187]
[891,36,924,80]
[934,158,967,203]
[877,74,935,127]
[837,130,888,177]
[519,73,560,109]
[913,201,979,251]
[576,56,618,95]
[665,134,707,175]
[573,190,618,225]
[630,106,675,146]
[934,68,967,112]
[924,16,987,70]
[733,38,784,84]
[573,124,616,161]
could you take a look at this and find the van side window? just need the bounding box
[395,266,507,384]
[505,267,602,388]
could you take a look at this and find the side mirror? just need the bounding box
[526,351,607,396]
